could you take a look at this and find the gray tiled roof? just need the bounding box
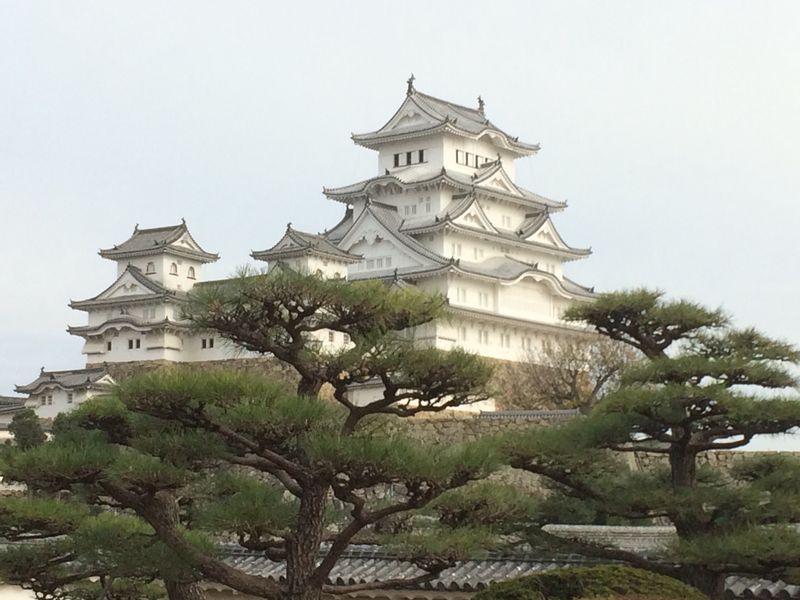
[0,396,26,415]
[350,203,449,266]
[220,545,593,593]
[352,88,540,155]
[15,367,111,395]
[216,545,800,598]
[99,222,218,262]
[323,208,355,242]
[70,265,185,310]
[323,168,565,212]
[252,226,361,262]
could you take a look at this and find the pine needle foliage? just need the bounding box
[504,289,800,599]
[1,272,498,600]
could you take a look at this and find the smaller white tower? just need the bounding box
[68,221,225,364]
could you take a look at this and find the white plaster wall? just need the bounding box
[26,387,102,419]
[347,239,422,276]
[442,133,517,180]
[376,135,443,179]
[497,278,561,324]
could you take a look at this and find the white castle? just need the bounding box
[8,79,595,419]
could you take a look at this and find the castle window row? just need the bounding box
[455,150,492,169]
[148,262,195,279]
[393,149,426,168]
[201,337,215,349]
[127,339,141,350]
[456,327,535,350]
[364,256,393,270]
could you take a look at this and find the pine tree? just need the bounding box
[0,270,498,600]
[503,289,800,599]
[9,408,46,449]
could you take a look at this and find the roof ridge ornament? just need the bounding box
[477,95,485,115]
[133,223,139,233]
[406,73,415,96]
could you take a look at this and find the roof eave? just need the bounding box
[98,247,219,263]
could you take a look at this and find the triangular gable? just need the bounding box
[94,374,116,387]
[339,207,444,269]
[376,96,443,135]
[473,164,523,197]
[451,198,499,234]
[92,268,165,302]
[520,217,571,250]
[272,231,309,252]
[171,230,207,254]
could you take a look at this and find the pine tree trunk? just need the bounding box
[165,580,206,600]
[285,481,328,600]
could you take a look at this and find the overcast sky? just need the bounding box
[1,1,798,444]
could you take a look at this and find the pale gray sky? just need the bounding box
[1,2,798,432]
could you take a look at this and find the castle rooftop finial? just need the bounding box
[477,95,485,115]
[406,73,416,96]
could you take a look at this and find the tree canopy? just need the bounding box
[0,271,499,600]
[502,289,800,598]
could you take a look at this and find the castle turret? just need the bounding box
[68,221,232,364]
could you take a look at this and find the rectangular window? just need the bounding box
[376,258,384,268]
[128,339,134,350]
[479,330,489,344]
[106,341,112,351]
[501,333,511,348]
[458,326,467,341]
[47,395,53,405]
[366,259,375,269]
[479,292,489,307]
[393,153,400,167]
[418,150,425,163]
[201,339,207,349]
[456,150,464,164]
[385,256,392,267]
[328,331,335,343]
[209,338,214,349]
[135,339,141,349]
[406,151,412,165]
[40,395,46,406]
[522,337,532,350]
[67,392,73,404]
[456,288,467,302]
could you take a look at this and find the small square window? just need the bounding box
[67,392,73,404]
[393,153,400,167]
[328,331,335,343]
[343,333,350,344]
